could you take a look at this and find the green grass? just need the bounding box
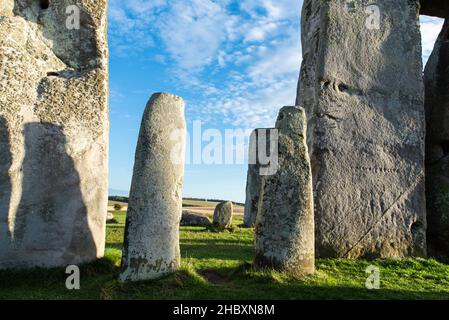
[1,211,449,300]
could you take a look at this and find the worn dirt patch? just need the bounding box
[199,269,229,285]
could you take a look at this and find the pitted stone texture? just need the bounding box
[120,93,186,282]
[254,107,314,275]
[297,0,426,258]
[213,201,233,228]
[243,129,273,228]
[0,0,109,269]
[424,20,449,262]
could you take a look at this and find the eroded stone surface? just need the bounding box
[0,0,109,269]
[424,19,449,262]
[213,201,233,228]
[120,93,186,282]
[254,107,314,275]
[297,0,426,258]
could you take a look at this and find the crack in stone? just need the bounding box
[342,172,424,258]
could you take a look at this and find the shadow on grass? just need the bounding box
[1,257,449,300]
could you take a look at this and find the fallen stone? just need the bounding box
[213,201,233,229]
[0,0,109,269]
[120,93,186,282]
[106,212,115,223]
[297,0,426,258]
[254,107,315,275]
[181,211,211,227]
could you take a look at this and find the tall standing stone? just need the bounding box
[120,93,186,282]
[424,19,449,262]
[255,107,315,275]
[297,0,426,258]
[243,129,273,228]
[0,0,109,269]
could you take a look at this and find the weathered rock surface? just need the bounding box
[120,93,186,282]
[243,128,274,228]
[0,0,109,269]
[181,211,211,227]
[213,201,233,228]
[297,0,426,258]
[254,107,314,275]
[424,19,449,262]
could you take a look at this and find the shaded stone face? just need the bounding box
[120,93,186,282]
[243,128,274,228]
[181,211,211,227]
[424,19,449,262]
[213,201,233,228]
[298,0,426,258]
[254,107,314,275]
[0,0,109,269]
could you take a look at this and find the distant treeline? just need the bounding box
[109,196,244,207]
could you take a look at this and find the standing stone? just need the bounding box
[120,93,186,282]
[254,107,314,275]
[297,0,427,259]
[0,0,109,269]
[213,201,233,229]
[243,129,273,228]
[424,19,449,262]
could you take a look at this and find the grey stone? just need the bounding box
[297,0,426,258]
[213,201,233,228]
[107,212,115,223]
[181,211,211,227]
[254,107,314,275]
[424,19,449,262]
[0,0,109,269]
[120,93,186,282]
[243,128,274,228]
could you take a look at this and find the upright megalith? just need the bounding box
[243,129,274,228]
[255,107,314,275]
[0,0,109,269]
[213,201,233,229]
[424,19,449,262]
[297,0,427,258]
[120,93,186,282]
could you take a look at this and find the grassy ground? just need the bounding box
[1,211,449,300]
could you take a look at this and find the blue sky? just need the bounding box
[107,0,444,202]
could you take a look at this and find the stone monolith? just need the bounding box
[297,0,426,258]
[213,201,233,229]
[424,19,449,262]
[0,0,109,269]
[243,128,273,228]
[254,107,315,275]
[120,93,186,282]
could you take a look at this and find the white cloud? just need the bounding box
[420,16,445,65]
[109,1,445,130]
